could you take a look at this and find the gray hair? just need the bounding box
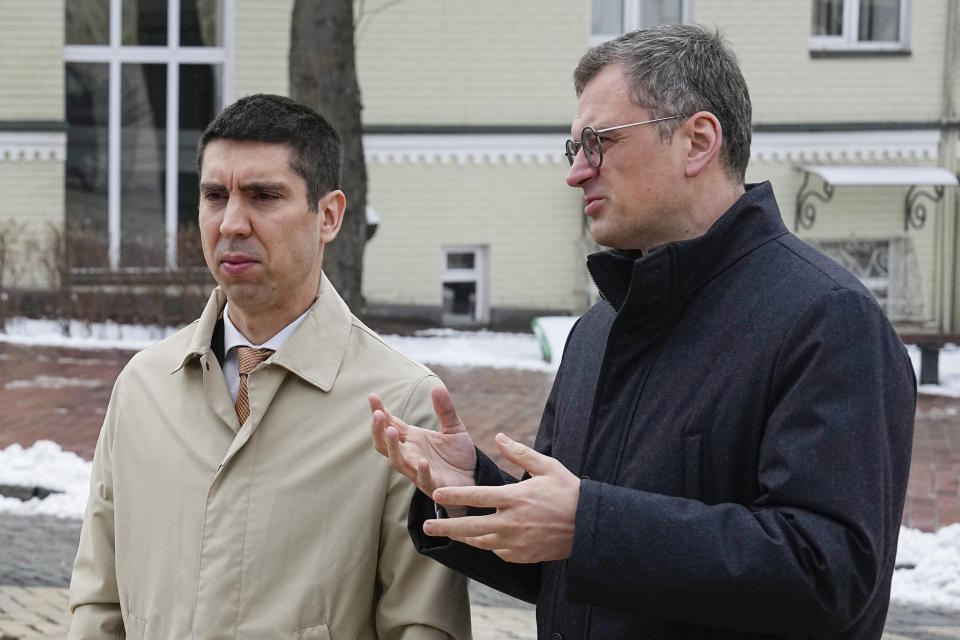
[573,24,752,181]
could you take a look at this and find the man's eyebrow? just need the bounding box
[241,181,289,192]
[199,181,225,192]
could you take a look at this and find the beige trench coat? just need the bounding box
[69,275,471,640]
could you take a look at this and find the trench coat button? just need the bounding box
[550,633,562,640]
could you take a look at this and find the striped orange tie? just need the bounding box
[235,346,274,424]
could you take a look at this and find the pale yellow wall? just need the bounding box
[232,0,294,99]
[0,160,64,287]
[364,160,584,311]
[0,0,64,121]
[694,0,948,124]
[356,0,585,126]
[749,159,939,325]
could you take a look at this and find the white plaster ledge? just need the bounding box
[751,130,941,164]
[0,132,67,162]
[363,134,567,166]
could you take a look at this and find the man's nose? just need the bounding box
[565,151,598,188]
[219,196,252,237]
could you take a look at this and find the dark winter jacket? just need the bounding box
[410,182,916,639]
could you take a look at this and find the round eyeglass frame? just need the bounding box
[564,115,686,169]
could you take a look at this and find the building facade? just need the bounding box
[1,0,958,335]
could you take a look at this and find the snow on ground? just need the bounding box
[5,375,105,390]
[907,343,960,398]
[0,317,178,351]
[383,328,557,372]
[892,524,960,611]
[0,441,91,519]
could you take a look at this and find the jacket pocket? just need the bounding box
[125,613,148,640]
[298,622,331,640]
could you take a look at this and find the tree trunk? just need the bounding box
[289,0,367,315]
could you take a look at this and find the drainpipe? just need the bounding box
[938,0,959,333]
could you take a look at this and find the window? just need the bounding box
[810,0,911,53]
[64,0,231,270]
[590,0,693,45]
[441,246,489,325]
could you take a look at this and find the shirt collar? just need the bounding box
[178,273,353,392]
[222,300,312,355]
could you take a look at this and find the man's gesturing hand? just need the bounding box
[423,433,581,564]
[369,386,477,500]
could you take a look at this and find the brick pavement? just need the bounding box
[903,396,960,531]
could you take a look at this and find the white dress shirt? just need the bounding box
[221,301,313,402]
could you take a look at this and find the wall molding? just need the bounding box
[750,130,942,163]
[0,129,952,166]
[363,133,567,166]
[0,132,67,162]
[362,129,953,166]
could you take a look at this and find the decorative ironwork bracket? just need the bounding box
[904,184,945,232]
[795,171,834,231]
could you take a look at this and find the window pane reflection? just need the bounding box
[446,253,475,270]
[859,0,899,41]
[178,64,220,266]
[123,0,167,46]
[66,0,110,45]
[181,0,222,46]
[66,63,110,268]
[641,0,683,26]
[120,63,166,267]
[591,0,623,36]
[812,0,844,36]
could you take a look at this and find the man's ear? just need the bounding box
[318,189,346,243]
[683,111,723,178]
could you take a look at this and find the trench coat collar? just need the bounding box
[176,272,351,392]
[587,181,790,326]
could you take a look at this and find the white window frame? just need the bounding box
[590,0,694,47]
[441,245,490,325]
[64,0,234,270]
[809,0,911,53]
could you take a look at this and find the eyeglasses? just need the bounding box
[565,115,686,169]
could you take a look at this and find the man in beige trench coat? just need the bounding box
[68,94,471,640]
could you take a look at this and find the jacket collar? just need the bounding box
[177,272,352,392]
[587,182,789,327]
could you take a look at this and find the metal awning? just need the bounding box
[795,165,960,232]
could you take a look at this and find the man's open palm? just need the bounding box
[369,386,477,497]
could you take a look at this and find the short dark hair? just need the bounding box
[197,94,343,211]
[573,24,752,182]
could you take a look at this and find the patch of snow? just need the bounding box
[382,329,556,372]
[5,375,105,390]
[892,524,960,611]
[531,316,579,365]
[907,344,960,398]
[0,440,91,519]
[57,357,118,366]
[0,317,178,351]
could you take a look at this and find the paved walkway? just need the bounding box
[1,340,960,637]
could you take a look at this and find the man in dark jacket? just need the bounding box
[369,24,916,639]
